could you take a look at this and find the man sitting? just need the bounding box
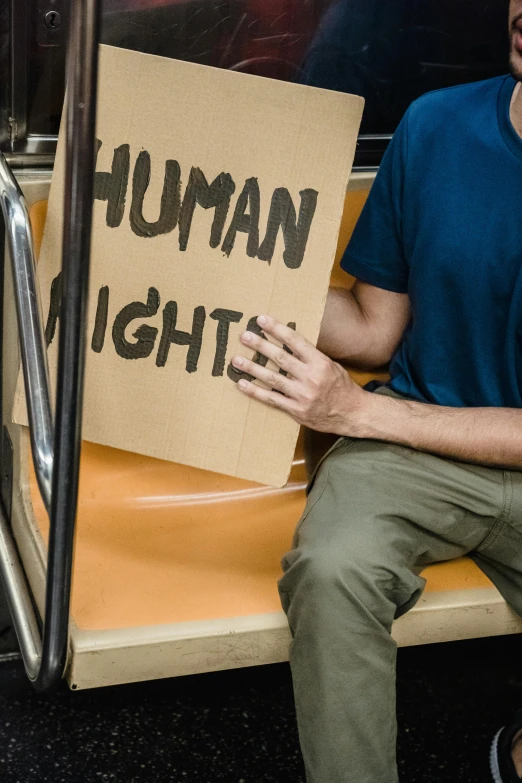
[231,1,522,780]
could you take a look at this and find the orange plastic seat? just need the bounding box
[27,189,494,632]
[22,183,507,678]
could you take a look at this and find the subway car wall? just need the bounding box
[23,0,510,165]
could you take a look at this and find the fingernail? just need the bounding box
[233,356,244,367]
[257,315,267,326]
[238,380,248,389]
[242,331,252,342]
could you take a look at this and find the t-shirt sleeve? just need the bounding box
[341,110,410,294]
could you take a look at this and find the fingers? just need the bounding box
[239,326,305,378]
[256,315,314,362]
[231,355,298,396]
[233,316,319,422]
[237,377,300,415]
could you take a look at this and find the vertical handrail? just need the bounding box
[0,0,101,690]
[41,0,101,690]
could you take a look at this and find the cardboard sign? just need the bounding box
[13,45,363,487]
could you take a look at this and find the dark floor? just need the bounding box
[1,631,522,783]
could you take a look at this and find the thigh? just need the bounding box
[289,437,506,576]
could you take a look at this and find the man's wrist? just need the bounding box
[346,390,412,443]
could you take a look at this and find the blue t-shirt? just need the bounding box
[342,75,522,408]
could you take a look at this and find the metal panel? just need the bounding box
[36,0,67,47]
[6,0,66,155]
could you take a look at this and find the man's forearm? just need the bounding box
[318,285,411,369]
[357,393,522,470]
[317,288,376,365]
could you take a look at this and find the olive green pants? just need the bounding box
[278,398,522,783]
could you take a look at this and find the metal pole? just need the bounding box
[0,0,101,691]
[38,0,101,691]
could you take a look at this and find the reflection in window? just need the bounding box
[101,0,510,137]
[101,0,333,81]
[298,0,510,133]
[24,0,512,141]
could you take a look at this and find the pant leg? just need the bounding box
[472,468,522,617]
[278,438,506,783]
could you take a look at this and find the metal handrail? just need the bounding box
[0,156,54,510]
[0,0,101,691]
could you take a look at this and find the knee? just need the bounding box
[280,541,383,601]
[278,543,400,641]
[279,539,423,628]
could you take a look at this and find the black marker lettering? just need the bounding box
[209,309,243,377]
[94,140,130,228]
[156,303,206,373]
[112,287,160,359]
[91,286,110,353]
[257,188,318,269]
[226,316,269,384]
[279,321,296,377]
[221,178,260,258]
[178,168,235,252]
[130,151,181,238]
[45,272,62,346]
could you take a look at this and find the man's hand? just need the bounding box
[232,315,368,435]
[232,316,522,472]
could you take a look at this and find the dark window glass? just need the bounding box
[27,36,66,138]
[101,0,333,82]
[298,0,510,135]
[20,0,512,153]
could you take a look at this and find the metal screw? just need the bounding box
[44,10,61,29]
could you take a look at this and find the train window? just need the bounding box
[300,0,510,132]
[8,0,512,163]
